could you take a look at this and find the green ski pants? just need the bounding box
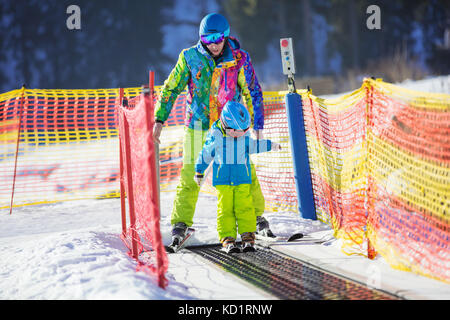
[216,184,256,240]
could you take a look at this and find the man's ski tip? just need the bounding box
[287,232,304,242]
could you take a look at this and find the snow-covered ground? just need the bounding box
[1,75,449,300]
[1,190,449,300]
[0,191,327,300]
[395,75,450,94]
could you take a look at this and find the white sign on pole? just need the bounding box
[280,38,296,76]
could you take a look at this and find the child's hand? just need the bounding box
[194,173,204,186]
[272,142,281,151]
[253,129,264,140]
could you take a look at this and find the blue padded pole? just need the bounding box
[284,92,316,220]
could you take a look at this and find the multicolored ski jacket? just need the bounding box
[195,121,273,186]
[155,37,264,130]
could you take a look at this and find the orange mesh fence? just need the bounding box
[0,86,185,209]
[301,88,368,253]
[0,87,124,208]
[365,80,449,283]
[118,84,168,288]
[301,78,449,283]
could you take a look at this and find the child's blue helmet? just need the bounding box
[199,13,230,38]
[220,101,251,131]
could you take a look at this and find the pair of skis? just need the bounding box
[165,229,307,254]
[165,229,256,254]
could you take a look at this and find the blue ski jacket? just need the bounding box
[195,120,273,186]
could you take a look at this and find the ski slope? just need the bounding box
[1,76,449,300]
[0,192,329,300]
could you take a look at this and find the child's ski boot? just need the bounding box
[221,237,241,254]
[241,232,256,252]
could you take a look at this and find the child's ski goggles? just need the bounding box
[222,124,249,138]
[201,32,225,45]
[220,115,249,138]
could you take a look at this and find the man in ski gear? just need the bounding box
[194,101,281,252]
[152,13,274,245]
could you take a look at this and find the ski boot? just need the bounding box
[167,222,188,253]
[241,232,256,252]
[256,216,275,238]
[221,237,241,254]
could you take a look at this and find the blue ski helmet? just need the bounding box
[199,13,230,38]
[220,101,251,131]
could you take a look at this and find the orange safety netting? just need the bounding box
[365,80,449,283]
[118,85,168,288]
[302,78,449,283]
[0,86,184,209]
[302,87,368,253]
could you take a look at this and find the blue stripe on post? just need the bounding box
[284,92,316,220]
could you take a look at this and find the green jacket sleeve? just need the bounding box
[154,50,191,123]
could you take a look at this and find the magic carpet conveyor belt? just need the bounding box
[188,244,401,300]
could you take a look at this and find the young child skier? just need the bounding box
[193,101,281,253]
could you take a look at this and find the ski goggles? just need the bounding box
[224,125,249,138]
[220,117,249,138]
[200,32,225,45]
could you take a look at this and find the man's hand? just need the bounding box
[153,122,163,144]
[194,173,204,186]
[271,142,281,151]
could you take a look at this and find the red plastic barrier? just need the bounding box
[118,73,168,288]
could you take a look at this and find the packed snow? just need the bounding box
[1,76,450,300]
[0,192,329,300]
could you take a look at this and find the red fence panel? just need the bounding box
[118,75,168,288]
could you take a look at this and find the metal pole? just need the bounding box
[9,86,26,215]
[149,71,161,213]
[280,38,316,220]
